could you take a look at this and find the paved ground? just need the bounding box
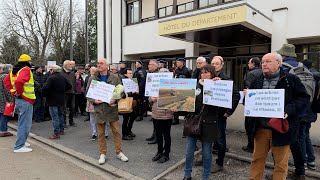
[8,114,320,180]
[0,136,115,180]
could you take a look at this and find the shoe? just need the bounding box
[211,164,223,173]
[98,154,106,165]
[183,177,191,180]
[0,132,13,137]
[14,146,33,153]
[84,117,90,122]
[304,163,307,170]
[148,139,157,144]
[60,131,65,135]
[242,146,254,153]
[128,132,136,137]
[69,122,77,127]
[135,116,143,121]
[122,135,133,140]
[90,135,97,141]
[49,135,60,139]
[146,134,155,141]
[117,152,128,162]
[307,161,316,170]
[194,159,203,166]
[152,153,163,162]
[81,112,88,116]
[24,142,31,147]
[157,156,169,163]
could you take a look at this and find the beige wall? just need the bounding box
[142,0,155,19]
[158,0,173,8]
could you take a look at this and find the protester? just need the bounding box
[61,60,77,127]
[33,66,47,123]
[85,67,109,141]
[210,56,240,173]
[119,61,127,76]
[133,60,147,121]
[86,58,128,165]
[74,68,85,116]
[121,69,138,140]
[0,64,14,137]
[4,54,36,153]
[42,65,71,139]
[245,52,309,179]
[192,56,208,80]
[183,65,219,180]
[242,57,262,153]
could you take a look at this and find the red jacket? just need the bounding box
[4,67,35,104]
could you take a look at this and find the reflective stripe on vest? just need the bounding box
[9,67,36,99]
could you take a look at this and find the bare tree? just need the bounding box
[1,0,59,65]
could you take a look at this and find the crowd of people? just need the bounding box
[0,43,318,180]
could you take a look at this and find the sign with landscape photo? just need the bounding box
[157,79,197,112]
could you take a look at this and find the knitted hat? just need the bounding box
[277,44,297,58]
[18,54,31,62]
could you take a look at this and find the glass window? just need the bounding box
[186,2,194,11]
[166,6,173,15]
[159,8,166,17]
[158,5,173,18]
[209,0,218,5]
[199,0,208,8]
[178,5,186,13]
[127,1,140,24]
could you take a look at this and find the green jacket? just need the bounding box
[86,71,122,124]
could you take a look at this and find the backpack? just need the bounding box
[311,79,320,113]
[282,62,316,102]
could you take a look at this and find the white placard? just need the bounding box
[122,78,139,93]
[47,61,56,67]
[203,79,233,108]
[86,80,115,103]
[145,72,173,97]
[239,91,244,104]
[244,89,285,118]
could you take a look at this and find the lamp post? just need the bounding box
[70,0,73,60]
[85,0,89,64]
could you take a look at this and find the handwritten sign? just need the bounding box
[145,72,173,97]
[203,80,233,108]
[86,80,115,103]
[122,78,138,93]
[244,89,285,118]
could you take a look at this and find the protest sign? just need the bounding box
[239,91,244,104]
[145,72,173,97]
[244,89,285,118]
[122,78,139,93]
[203,79,233,108]
[158,79,197,112]
[86,80,115,103]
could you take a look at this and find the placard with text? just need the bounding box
[86,80,115,103]
[145,72,173,97]
[203,79,233,108]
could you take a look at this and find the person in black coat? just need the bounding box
[245,53,309,180]
[133,60,147,121]
[42,65,72,139]
[33,66,48,122]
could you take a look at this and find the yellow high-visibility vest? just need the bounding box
[9,67,36,99]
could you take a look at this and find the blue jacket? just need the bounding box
[249,69,310,146]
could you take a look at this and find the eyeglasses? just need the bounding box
[261,60,276,64]
[148,64,156,66]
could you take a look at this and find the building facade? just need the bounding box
[97,0,320,144]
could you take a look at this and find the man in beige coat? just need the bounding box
[86,58,128,165]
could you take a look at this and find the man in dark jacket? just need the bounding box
[173,58,192,125]
[33,66,48,122]
[242,57,262,153]
[210,56,240,173]
[133,60,147,121]
[61,60,77,127]
[192,56,208,80]
[42,65,71,139]
[246,53,309,180]
[119,61,127,76]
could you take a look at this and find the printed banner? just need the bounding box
[86,80,115,103]
[203,79,233,108]
[158,79,197,112]
[244,89,285,118]
[145,72,173,97]
[122,78,139,93]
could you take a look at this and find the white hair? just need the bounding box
[274,53,283,64]
[149,59,159,67]
[51,65,62,73]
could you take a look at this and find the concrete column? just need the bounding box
[111,0,122,63]
[105,0,112,62]
[271,8,288,52]
[97,0,105,59]
[185,42,199,69]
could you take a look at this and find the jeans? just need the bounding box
[14,98,33,150]
[34,92,44,121]
[300,122,315,163]
[0,113,8,132]
[184,136,212,180]
[216,117,227,166]
[49,106,64,135]
[90,113,108,136]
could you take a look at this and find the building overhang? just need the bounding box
[159,4,272,48]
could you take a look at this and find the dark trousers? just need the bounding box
[137,96,147,117]
[290,123,306,176]
[63,94,74,124]
[122,113,137,136]
[216,117,227,166]
[154,119,172,157]
[244,116,255,148]
[34,92,44,121]
[74,93,85,114]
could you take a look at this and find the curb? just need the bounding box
[8,123,145,180]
